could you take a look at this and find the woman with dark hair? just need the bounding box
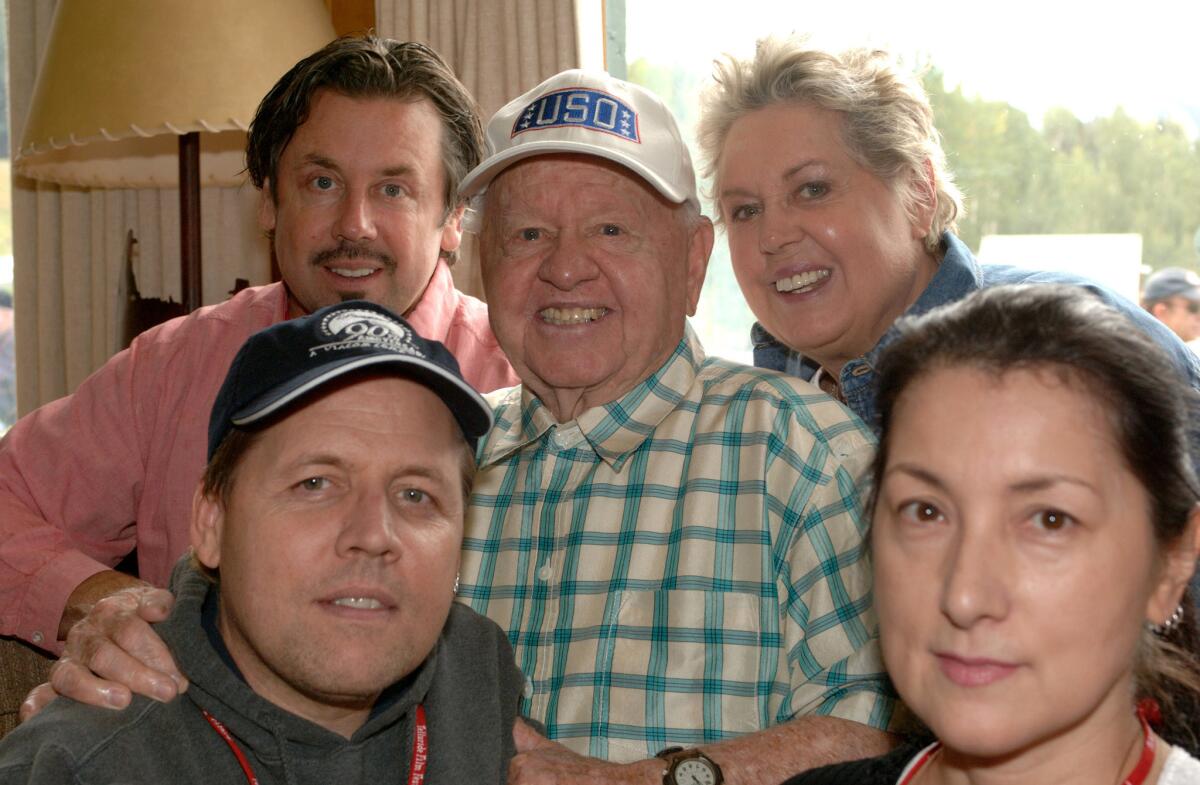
[784,284,1200,784]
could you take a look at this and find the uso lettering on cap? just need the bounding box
[511,88,641,143]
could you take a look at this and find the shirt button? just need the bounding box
[551,423,583,449]
[31,631,43,644]
[537,562,553,582]
[523,678,534,699]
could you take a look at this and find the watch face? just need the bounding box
[673,758,718,785]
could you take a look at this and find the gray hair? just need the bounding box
[697,36,964,252]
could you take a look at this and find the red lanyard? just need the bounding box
[895,743,938,785]
[1123,709,1157,785]
[897,710,1156,785]
[201,703,429,785]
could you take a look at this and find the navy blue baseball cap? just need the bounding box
[207,300,494,460]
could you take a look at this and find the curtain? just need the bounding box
[8,0,271,415]
[376,0,581,298]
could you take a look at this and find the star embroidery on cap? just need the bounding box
[518,106,536,131]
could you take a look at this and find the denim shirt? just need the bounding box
[753,232,1200,432]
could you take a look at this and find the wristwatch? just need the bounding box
[656,746,724,785]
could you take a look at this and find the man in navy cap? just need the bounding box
[1142,266,1200,345]
[0,302,524,783]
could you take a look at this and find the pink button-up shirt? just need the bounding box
[0,261,516,652]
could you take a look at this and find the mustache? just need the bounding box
[310,242,396,270]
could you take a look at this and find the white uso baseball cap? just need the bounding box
[458,69,699,211]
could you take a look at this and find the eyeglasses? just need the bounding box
[1184,301,1200,315]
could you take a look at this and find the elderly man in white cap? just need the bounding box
[23,72,895,784]
[454,71,894,784]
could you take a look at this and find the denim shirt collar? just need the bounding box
[891,233,981,323]
[838,233,978,430]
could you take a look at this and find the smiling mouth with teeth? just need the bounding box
[774,269,831,293]
[539,306,608,325]
[328,267,377,279]
[331,597,385,609]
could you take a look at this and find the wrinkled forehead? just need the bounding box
[479,153,676,218]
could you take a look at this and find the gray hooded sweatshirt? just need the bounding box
[0,564,525,784]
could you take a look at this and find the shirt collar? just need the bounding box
[403,258,460,342]
[478,324,703,470]
[477,386,558,467]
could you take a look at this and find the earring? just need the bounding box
[453,573,460,595]
[1149,604,1185,636]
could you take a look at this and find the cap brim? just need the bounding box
[231,353,493,442]
[459,138,693,207]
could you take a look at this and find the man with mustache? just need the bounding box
[0,36,517,668]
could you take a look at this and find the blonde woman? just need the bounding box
[697,38,1200,439]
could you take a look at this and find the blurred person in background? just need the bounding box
[1142,266,1200,345]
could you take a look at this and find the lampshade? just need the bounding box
[15,0,338,188]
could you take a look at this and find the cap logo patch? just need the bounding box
[314,308,422,358]
[511,87,640,143]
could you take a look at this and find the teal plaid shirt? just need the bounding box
[458,327,893,761]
